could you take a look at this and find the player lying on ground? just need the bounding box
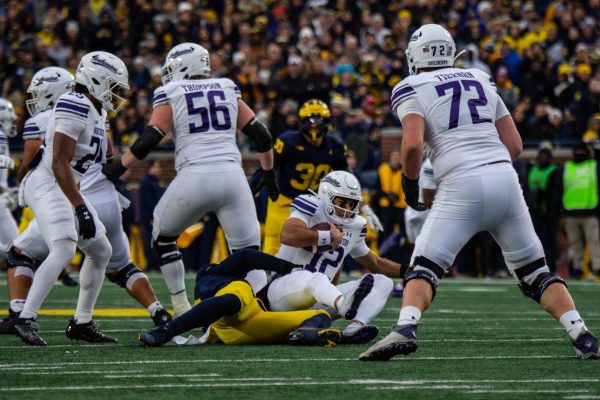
[139,249,342,347]
[255,171,408,345]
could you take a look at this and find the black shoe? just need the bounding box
[139,325,173,347]
[14,318,47,346]
[151,308,173,327]
[65,318,117,343]
[61,272,79,287]
[287,327,342,347]
[0,309,19,335]
[341,325,379,345]
[572,329,600,359]
[359,324,418,361]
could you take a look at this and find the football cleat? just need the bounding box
[359,324,418,361]
[151,308,173,327]
[571,329,600,359]
[139,324,173,347]
[14,318,47,346]
[65,318,118,343]
[338,274,374,320]
[0,309,19,335]
[341,325,379,345]
[287,327,342,347]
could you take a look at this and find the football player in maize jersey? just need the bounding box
[13,52,129,346]
[0,67,172,337]
[103,43,279,317]
[0,98,18,261]
[139,249,341,347]
[360,24,599,361]
[257,171,405,344]
[262,99,383,255]
[262,99,346,256]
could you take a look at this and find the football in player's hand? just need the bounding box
[303,222,335,253]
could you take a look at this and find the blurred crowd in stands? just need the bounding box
[1,0,599,278]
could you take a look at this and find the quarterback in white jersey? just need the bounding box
[0,98,18,260]
[103,43,279,316]
[14,52,129,346]
[260,171,400,344]
[361,24,598,361]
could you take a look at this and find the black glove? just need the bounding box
[102,160,127,184]
[251,168,280,201]
[401,174,427,211]
[75,204,96,240]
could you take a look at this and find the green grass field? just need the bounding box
[1,275,599,400]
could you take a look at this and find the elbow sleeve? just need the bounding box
[130,125,165,160]
[241,118,273,153]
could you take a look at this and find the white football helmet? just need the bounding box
[406,24,456,75]
[75,51,130,113]
[162,43,211,85]
[318,171,363,225]
[26,67,75,116]
[0,98,17,138]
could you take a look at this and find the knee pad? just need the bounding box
[6,245,39,271]
[403,256,444,299]
[307,272,331,294]
[154,235,181,266]
[105,263,146,290]
[514,258,566,303]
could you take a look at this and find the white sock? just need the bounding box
[10,299,26,313]
[147,301,162,317]
[397,306,422,326]
[559,310,586,341]
[75,236,111,324]
[343,321,364,336]
[171,291,191,316]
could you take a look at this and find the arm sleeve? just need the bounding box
[495,94,510,121]
[396,96,424,122]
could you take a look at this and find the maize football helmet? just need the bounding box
[298,99,331,142]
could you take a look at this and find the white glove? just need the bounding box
[361,204,383,232]
[0,155,14,169]
[1,190,17,211]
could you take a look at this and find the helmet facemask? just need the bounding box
[101,79,129,113]
[300,115,329,142]
[0,99,17,138]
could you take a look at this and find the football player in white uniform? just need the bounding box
[103,43,279,316]
[360,24,599,360]
[0,67,171,336]
[13,52,129,346]
[258,171,402,344]
[0,98,18,260]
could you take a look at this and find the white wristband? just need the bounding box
[317,230,332,247]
